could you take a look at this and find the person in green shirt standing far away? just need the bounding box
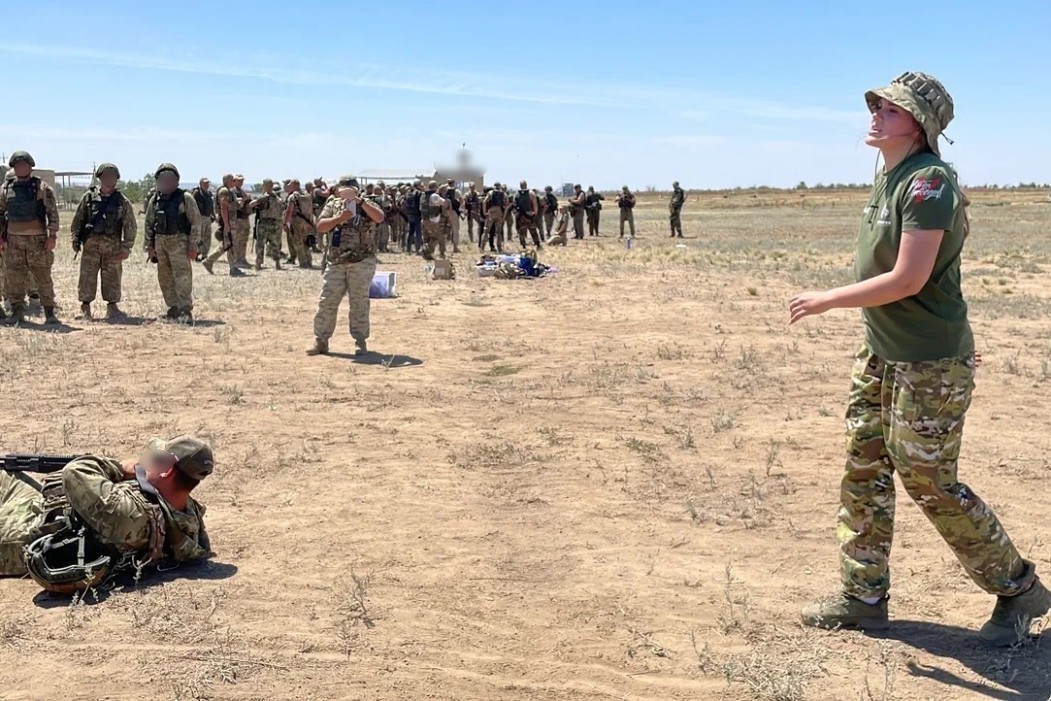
[788,72,1050,646]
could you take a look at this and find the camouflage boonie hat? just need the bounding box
[8,151,35,168]
[95,163,120,179]
[147,435,215,482]
[154,163,180,179]
[865,71,954,156]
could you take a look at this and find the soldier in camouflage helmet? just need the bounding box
[306,175,385,357]
[144,163,203,323]
[0,151,61,325]
[791,72,1050,646]
[0,435,214,584]
[69,163,137,321]
[248,179,284,270]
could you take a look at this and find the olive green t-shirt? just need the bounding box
[854,152,974,362]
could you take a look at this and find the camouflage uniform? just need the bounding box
[0,152,61,321]
[420,185,444,259]
[669,182,685,238]
[251,184,284,269]
[287,188,315,268]
[203,180,240,275]
[542,188,558,236]
[568,186,586,239]
[514,187,541,248]
[481,185,507,252]
[310,190,378,351]
[0,443,211,577]
[231,180,251,266]
[70,184,136,309]
[617,187,636,238]
[585,187,604,236]
[145,165,202,320]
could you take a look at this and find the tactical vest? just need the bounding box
[545,193,557,211]
[515,190,532,214]
[3,177,46,224]
[619,193,635,209]
[192,188,214,217]
[294,192,314,222]
[488,190,506,209]
[84,191,126,236]
[153,190,192,236]
[312,190,327,215]
[464,191,479,211]
[446,190,461,214]
[424,190,441,217]
[330,211,376,264]
[258,192,282,220]
[408,191,422,218]
[233,188,249,218]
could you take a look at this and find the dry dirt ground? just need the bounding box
[0,189,1049,701]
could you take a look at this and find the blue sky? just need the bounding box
[1,1,1047,189]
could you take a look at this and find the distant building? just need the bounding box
[358,148,486,190]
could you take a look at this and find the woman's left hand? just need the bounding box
[789,291,833,325]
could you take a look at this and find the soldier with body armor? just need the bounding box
[463,182,480,243]
[514,181,542,249]
[144,163,202,324]
[616,186,637,238]
[284,179,315,268]
[229,174,251,268]
[248,179,284,270]
[405,181,424,254]
[444,179,463,254]
[542,186,558,236]
[419,180,443,260]
[568,184,586,240]
[669,181,685,238]
[307,175,385,357]
[0,435,214,593]
[585,186,605,236]
[202,174,245,277]
[191,177,215,260]
[69,163,137,321]
[0,151,61,326]
[482,182,507,252]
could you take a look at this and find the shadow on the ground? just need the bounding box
[868,619,1051,700]
[325,351,423,368]
[31,559,238,608]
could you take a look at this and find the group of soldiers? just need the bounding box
[0,148,689,326]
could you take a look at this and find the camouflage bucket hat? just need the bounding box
[147,435,215,481]
[865,71,954,156]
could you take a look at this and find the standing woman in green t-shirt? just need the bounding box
[788,72,1049,645]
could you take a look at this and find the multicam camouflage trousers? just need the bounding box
[543,211,555,237]
[0,471,44,576]
[231,217,251,264]
[516,213,541,248]
[669,209,683,237]
[838,346,1031,600]
[481,212,504,251]
[619,209,635,238]
[422,219,447,259]
[78,235,125,303]
[3,234,56,308]
[254,219,282,265]
[290,221,314,268]
[572,211,585,239]
[155,234,194,312]
[312,256,377,343]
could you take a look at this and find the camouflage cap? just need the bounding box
[8,150,35,168]
[147,435,215,482]
[95,162,120,179]
[865,71,954,156]
[337,174,359,187]
[154,163,180,179]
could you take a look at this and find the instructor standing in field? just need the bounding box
[789,72,1049,645]
[306,175,385,357]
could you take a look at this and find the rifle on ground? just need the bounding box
[0,454,78,474]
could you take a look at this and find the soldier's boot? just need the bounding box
[0,305,6,321]
[979,568,1051,646]
[177,308,194,325]
[306,338,329,356]
[275,259,283,271]
[75,302,92,320]
[202,259,215,275]
[230,267,247,278]
[800,594,890,631]
[43,307,60,326]
[164,307,180,320]
[354,338,368,356]
[9,303,27,326]
[106,303,125,321]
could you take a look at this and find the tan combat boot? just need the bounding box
[306,338,329,356]
[979,570,1051,646]
[801,593,890,631]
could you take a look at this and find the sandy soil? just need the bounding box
[0,189,1049,700]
